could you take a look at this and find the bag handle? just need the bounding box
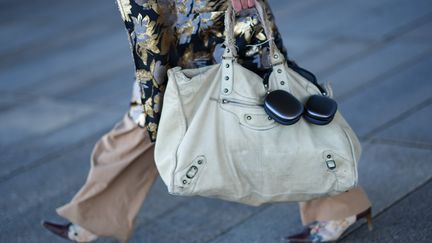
[220,1,287,95]
[223,0,285,65]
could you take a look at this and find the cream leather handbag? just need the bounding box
[154,1,361,206]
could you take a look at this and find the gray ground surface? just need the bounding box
[1,0,431,242]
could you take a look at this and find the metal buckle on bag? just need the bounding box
[325,153,337,170]
[180,156,206,186]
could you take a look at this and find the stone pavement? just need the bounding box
[0,0,431,242]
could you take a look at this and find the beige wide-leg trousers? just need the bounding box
[56,113,372,242]
[56,114,158,242]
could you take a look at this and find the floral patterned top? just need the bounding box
[115,0,313,142]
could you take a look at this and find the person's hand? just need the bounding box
[231,0,256,12]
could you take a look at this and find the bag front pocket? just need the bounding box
[210,97,278,130]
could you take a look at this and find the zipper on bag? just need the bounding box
[210,97,263,107]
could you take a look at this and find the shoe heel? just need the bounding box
[366,210,373,231]
[357,207,373,231]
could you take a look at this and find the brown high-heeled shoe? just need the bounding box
[41,221,74,241]
[41,220,98,242]
[282,207,373,242]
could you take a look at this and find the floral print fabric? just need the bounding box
[303,216,357,242]
[116,0,290,142]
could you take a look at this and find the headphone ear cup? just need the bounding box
[303,95,338,125]
[264,90,304,125]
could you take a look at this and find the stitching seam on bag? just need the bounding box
[342,126,359,187]
[170,71,188,193]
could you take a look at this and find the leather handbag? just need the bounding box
[154,1,361,206]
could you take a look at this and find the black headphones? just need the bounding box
[263,64,338,126]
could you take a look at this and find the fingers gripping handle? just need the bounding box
[223,0,284,64]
